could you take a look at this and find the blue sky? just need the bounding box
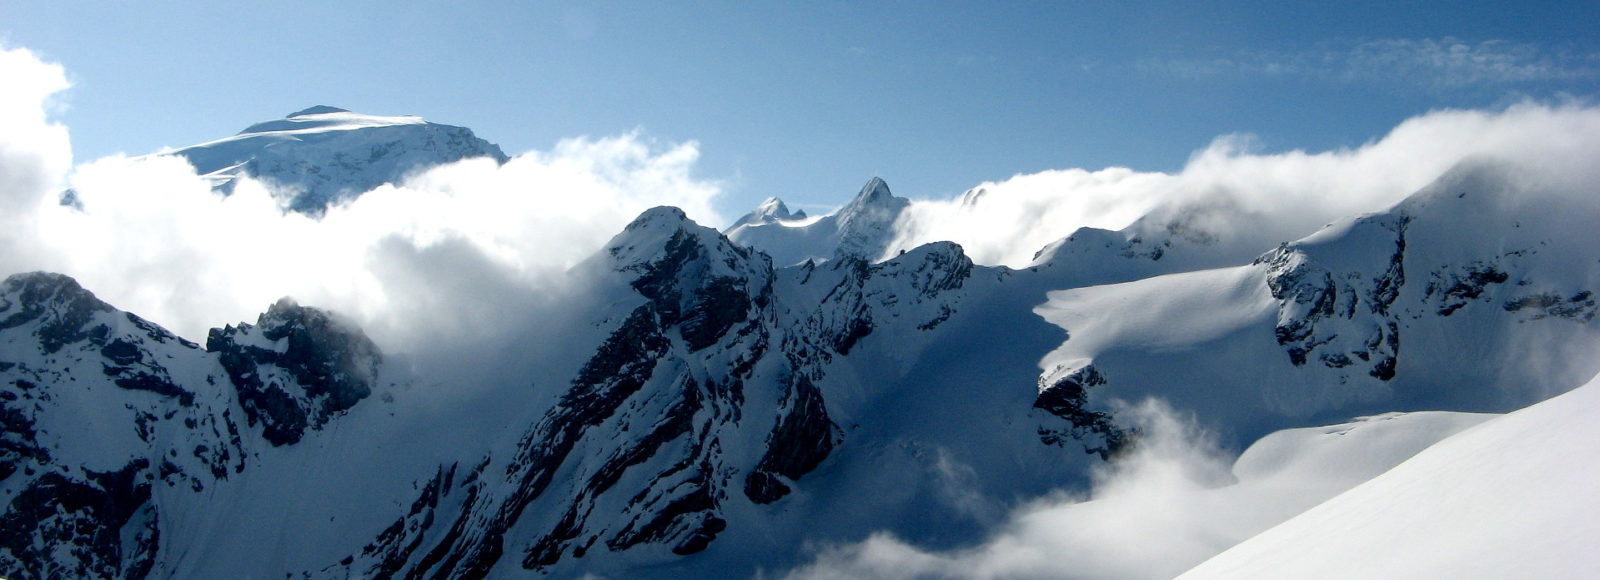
[5,1,1598,216]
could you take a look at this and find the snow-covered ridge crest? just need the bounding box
[230,106,427,136]
[725,177,910,266]
[157,105,509,214]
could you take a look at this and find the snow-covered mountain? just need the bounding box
[158,106,508,213]
[6,108,1600,578]
[725,177,909,266]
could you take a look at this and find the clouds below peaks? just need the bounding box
[1,46,724,351]
[886,100,1600,268]
[781,401,1491,580]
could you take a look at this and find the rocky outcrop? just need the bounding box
[1033,364,1125,459]
[207,298,382,446]
[1258,215,1408,381]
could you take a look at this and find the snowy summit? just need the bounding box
[161,106,508,213]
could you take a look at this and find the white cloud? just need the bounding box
[0,45,72,276]
[37,138,721,350]
[782,401,1491,580]
[885,101,1600,268]
[0,44,724,354]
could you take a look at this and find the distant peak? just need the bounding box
[859,177,891,201]
[840,176,905,217]
[288,105,351,117]
[757,197,790,215]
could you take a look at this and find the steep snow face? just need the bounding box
[725,177,910,266]
[1035,158,1600,442]
[0,273,246,579]
[1180,369,1600,579]
[326,209,1010,578]
[160,106,509,213]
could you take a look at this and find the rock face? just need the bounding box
[206,298,382,446]
[335,208,988,576]
[1258,213,1409,381]
[1032,159,1600,435]
[162,106,509,214]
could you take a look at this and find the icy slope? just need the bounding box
[1035,158,1600,443]
[1180,368,1600,579]
[725,177,909,266]
[160,106,508,213]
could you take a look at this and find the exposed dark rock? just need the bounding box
[408,304,673,576]
[0,272,116,354]
[0,402,47,483]
[1504,290,1598,322]
[745,374,837,504]
[1426,262,1509,316]
[1258,215,1408,381]
[0,460,154,579]
[206,298,381,446]
[1033,365,1125,459]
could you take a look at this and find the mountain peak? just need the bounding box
[838,177,903,219]
[857,177,892,203]
[162,107,509,214]
[757,197,795,218]
[287,105,351,117]
[625,206,693,231]
[725,197,807,233]
[1,271,111,318]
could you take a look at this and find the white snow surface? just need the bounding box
[158,106,507,211]
[1180,368,1600,579]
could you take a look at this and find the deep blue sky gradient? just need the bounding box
[5,1,1598,216]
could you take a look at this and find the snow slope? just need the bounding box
[159,106,508,213]
[1180,368,1600,579]
[1034,158,1600,446]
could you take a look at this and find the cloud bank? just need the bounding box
[0,45,724,352]
[886,100,1600,268]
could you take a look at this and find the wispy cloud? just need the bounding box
[1138,37,1600,89]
